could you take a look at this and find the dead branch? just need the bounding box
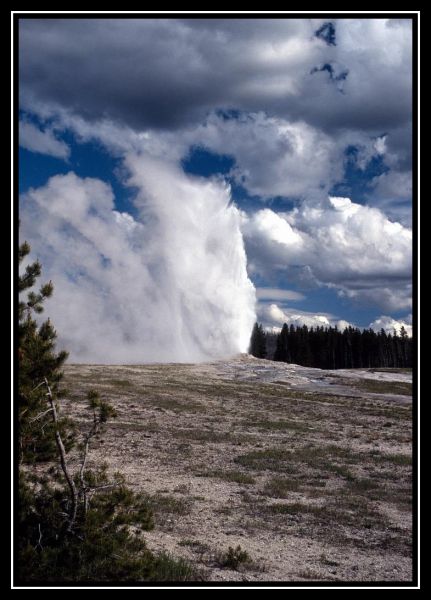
[35,523,43,550]
[43,377,78,533]
[31,381,46,393]
[79,409,100,514]
[29,407,54,423]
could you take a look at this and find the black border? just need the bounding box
[12,10,420,590]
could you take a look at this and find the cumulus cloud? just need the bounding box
[186,112,343,198]
[19,120,70,159]
[369,315,412,337]
[242,196,412,312]
[258,302,352,331]
[20,162,256,363]
[17,17,413,351]
[23,108,347,201]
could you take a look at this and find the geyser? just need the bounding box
[20,156,256,363]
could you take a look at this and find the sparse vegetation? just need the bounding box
[263,476,300,497]
[35,353,412,582]
[350,379,412,396]
[242,418,312,432]
[219,545,252,570]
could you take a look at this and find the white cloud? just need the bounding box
[17,18,413,337]
[258,302,352,330]
[19,120,70,159]
[19,105,412,231]
[373,135,387,156]
[336,319,353,331]
[369,315,412,337]
[242,195,412,312]
[20,163,256,363]
[187,112,343,199]
[243,207,305,249]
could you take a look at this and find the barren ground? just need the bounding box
[61,355,413,583]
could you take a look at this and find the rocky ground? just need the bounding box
[60,355,413,583]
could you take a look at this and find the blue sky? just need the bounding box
[18,17,414,361]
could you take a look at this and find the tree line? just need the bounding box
[249,322,413,369]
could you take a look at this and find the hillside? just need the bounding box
[61,355,413,583]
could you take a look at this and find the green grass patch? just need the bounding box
[263,476,300,497]
[369,452,412,466]
[235,444,361,473]
[108,378,135,389]
[367,368,412,374]
[235,448,293,471]
[242,419,312,432]
[351,379,412,396]
[195,469,255,484]
[261,496,388,530]
[148,551,202,581]
[264,501,323,516]
[326,464,356,480]
[144,493,191,516]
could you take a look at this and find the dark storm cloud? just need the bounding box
[19,18,412,133]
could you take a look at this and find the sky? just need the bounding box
[18,15,414,362]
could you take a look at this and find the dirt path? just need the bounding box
[61,355,413,583]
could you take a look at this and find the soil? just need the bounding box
[60,354,413,583]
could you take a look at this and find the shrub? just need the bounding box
[220,545,251,570]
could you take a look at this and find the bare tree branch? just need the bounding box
[29,407,54,423]
[30,381,47,393]
[79,409,99,514]
[43,377,78,533]
[35,523,43,550]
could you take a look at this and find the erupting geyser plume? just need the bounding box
[20,155,256,363]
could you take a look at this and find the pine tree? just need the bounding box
[263,324,412,370]
[399,326,409,368]
[248,322,267,359]
[18,240,71,463]
[274,323,289,362]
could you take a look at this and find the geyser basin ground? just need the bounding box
[61,355,412,582]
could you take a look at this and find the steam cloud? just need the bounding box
[20,156,256,363]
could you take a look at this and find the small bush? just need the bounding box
[220,545,251,570]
